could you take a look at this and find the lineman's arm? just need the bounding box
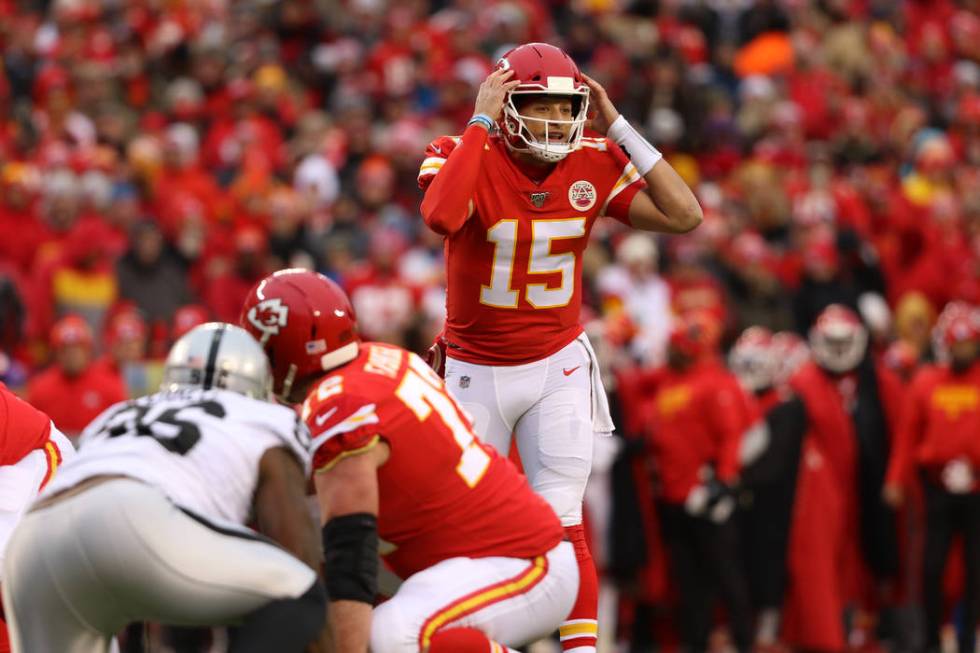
[255,447,333,653]
[315,441,390,653]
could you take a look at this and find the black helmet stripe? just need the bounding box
[202,323,227,389]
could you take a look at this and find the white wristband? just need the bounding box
[607,115,662,176]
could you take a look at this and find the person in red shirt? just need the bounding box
[240,269,578,653]
[26,315,127,439]
[0,382,74,653]
[418,43,702,652]
[203,225,272,324]
[884,301,980,653]
[92,308,149,397]
[645,311,752,653]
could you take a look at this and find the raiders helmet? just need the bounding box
[161,322,272,400]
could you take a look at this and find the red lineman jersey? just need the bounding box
[301,342,563,578]
[0,382,51,466]
[419,132,646,365]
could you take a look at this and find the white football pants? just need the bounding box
[445,334,604,526]
[3,478,317,653]
[371,541,578,652]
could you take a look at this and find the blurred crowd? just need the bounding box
[1,0,980,651]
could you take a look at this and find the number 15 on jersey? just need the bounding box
[480,217,586,310]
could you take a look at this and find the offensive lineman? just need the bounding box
[240,268,579,653]
[418,42,702,652]
[0,383,75,652]
[2,323,327,653]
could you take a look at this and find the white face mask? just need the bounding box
[501,88,590,163]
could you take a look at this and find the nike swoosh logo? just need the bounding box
[562,366,581,376]
[432,145,443,155]
[314,407,338,427]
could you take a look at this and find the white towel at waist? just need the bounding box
[575,332,615,436]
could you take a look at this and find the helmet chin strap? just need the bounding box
[278,363,298,402]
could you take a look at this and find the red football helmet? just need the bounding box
[809,304,868,373]
[240,269,360,400]
[935,301,980,346]
[728,326,776,392]
[495,43,590,162]
[668,310,721,360]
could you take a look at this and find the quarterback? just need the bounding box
[418,42,702,651]
[241,269,579,653]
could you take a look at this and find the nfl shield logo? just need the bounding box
[460,376,471,389]
[530,192,549,208]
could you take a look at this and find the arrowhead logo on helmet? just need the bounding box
[240,268,361,402]
[246,298,289,343]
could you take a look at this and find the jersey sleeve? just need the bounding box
[0,384,53,464]
[417,135,461,191]
[306,390,382,473]
[599,139,647,225]
[250,400,314,477]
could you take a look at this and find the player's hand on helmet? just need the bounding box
[474,69,520,123]
[582,73,621,135]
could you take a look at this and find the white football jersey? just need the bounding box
[41,388,311,525]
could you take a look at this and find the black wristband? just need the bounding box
[322,512,379,604]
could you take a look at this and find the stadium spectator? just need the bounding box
[92,307,150,398]
[25,314,126,439]
[116,219,194,329]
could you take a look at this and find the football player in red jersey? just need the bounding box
[240,269,579,653]
[417,42,702,652]
[0,383,74,652]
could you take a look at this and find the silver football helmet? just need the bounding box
[161,322,272,399]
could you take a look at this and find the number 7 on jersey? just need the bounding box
[395,355,491,487]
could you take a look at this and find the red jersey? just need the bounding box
[419,133,646,365]
[886,361,980,488]
[0,383,51,466]
[302,342,563,578]
[645,359,746,503]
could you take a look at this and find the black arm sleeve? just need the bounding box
[322,513,379,604]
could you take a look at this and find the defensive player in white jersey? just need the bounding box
[2,323,327,653]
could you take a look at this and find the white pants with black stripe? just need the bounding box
[445,334,605,526]
[2,478,316,653]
